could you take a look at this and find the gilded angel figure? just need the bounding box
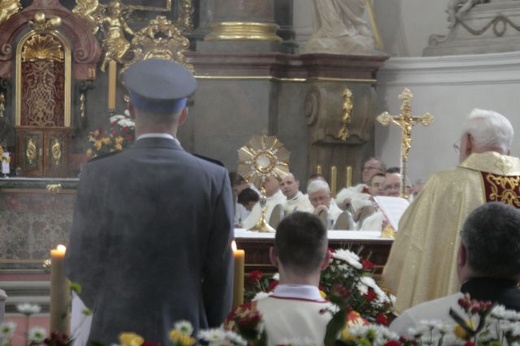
[0,0,21,26]
[100,0,134,72]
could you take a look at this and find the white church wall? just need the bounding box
[375,51,520,184]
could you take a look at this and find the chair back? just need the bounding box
[333,211,355,230]
[268,204,285,229]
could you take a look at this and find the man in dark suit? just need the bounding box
[65,59,234,345]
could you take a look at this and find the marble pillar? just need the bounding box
[197,0,284,52]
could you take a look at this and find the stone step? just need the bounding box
[1,281,50,314]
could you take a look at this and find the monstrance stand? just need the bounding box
[237,135,290,232]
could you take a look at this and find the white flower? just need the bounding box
[252,291,272,301]
[224,331,247,346]
[28,327,47,343]
[332,249,362,269]
[198,328,228,343]
[16,303,41,315]
[0,321,16,337]
[118,118,135,128]
[109,115,126,122]
[173,320,193,336]
[279,336,320,345]
[272,273,280,280]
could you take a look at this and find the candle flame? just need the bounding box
[231,240,237,252]
[57,244,66,252]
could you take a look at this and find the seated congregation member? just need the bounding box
[383,172,401,197]
[369,173,386,197]
[230,172,258,226]
[308,180,343,229]
[237,187,259,223]
[390,202,520,335]
[243,175,286,228]
[226,212,334,345]
[280,172,313,214]
[383,109,520,312]
[336,157,385,212]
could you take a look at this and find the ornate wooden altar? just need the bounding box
[0,0,101,177]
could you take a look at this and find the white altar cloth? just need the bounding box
[234,229,391,241]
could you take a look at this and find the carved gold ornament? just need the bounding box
[0,0,21,26]
[123,15,193,73]
[72,0,105,34]
[338,88,353,141]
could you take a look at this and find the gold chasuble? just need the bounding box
[383,151,520,312]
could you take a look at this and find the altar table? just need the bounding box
[234,229,393,275]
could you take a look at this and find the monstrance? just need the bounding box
[237,135,290,232]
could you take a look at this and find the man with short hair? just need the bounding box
[308,180,343,229]
[226,212,334,345]
[383,108,520,312]
[369,173,386,196]
[362,158,386,185]
[65,59,234,344]
[383,172,401,197]
[280,173,313,214]
[390,202,520,334]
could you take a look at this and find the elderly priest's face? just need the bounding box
[309,188,332,209]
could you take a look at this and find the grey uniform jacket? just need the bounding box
[64,137,234,345]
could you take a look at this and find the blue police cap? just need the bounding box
[122,58,197,114]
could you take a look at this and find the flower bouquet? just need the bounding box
[86,111,135,158]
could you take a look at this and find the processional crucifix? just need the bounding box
[377,88,434,198]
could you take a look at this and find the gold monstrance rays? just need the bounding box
[377,88,434,198]
[237,135,290,232]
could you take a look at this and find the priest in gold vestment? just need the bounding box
[383,108,520,312]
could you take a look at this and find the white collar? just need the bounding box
[137,133,180,145]
[272,284,325,301]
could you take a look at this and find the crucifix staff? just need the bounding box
[377,88,434,198]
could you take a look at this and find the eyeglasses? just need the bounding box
[363,166,380,172]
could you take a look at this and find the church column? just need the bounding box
[197,0,284,52]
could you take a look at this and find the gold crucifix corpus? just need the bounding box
[377,88,434,198]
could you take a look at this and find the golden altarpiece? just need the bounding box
[0,0,101,177]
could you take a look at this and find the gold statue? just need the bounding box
[377,88,434,198]
[338,88,353,141]
[73,0,104,34]
[100,0,134,72]
[0,0,21,26]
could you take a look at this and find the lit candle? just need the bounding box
[231,241,245,308]
[316,164,322,175]
[346,166,352,188]
[50,244,70,334]
[108,60,117,111]
[330,166,337,196]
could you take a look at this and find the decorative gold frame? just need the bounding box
[122,0,172,12]
[15,30,72,127]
